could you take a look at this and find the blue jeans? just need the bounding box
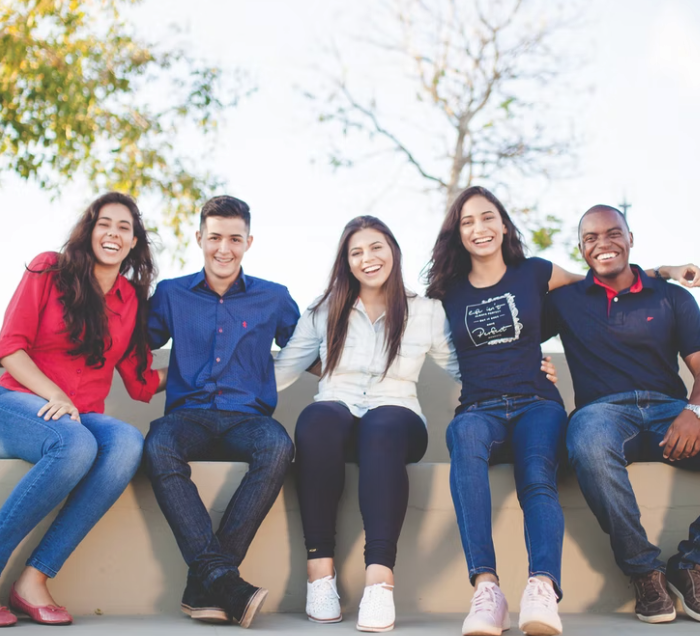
[0,387,144,577]
[567,391,700,576]
[446,395,567,597]
[144,408,294,588]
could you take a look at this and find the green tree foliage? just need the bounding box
[0,0,252,239]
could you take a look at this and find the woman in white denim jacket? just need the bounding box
[275,215,459,632]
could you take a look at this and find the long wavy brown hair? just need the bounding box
[312,216,410,379]
[425,186,526,300]
[34,192,156,379]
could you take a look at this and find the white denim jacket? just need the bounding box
[274,294,460,423]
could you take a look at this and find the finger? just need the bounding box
[662,429,679,457]
[690,439,700,458]
[37,403,50,417]
[670,436,689,461]
[43,404,62,421]
[51,405,70,421]
[70,408,81,422]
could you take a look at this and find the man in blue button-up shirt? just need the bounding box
[144,196,300,627]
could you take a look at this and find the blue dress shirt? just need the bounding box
[148,269,300,415]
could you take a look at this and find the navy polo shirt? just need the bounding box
[442,257,562,411]
[545,266,700,409]
[148,269,300,415]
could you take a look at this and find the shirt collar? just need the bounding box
[584,264,650,294]
[189,268,249,295]
[105,274,129,302]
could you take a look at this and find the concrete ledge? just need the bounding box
[1,460,698,616]
[0,351,697,615]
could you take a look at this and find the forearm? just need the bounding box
[0,350,68,401]
[156,367,168,393]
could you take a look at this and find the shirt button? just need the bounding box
[218,390,223,395]
[76,369,82,374]
[218,328,223,333]
[219,299,224,304]
[613,297,619,302]
[216,357,221,363]
[70,391,76,396]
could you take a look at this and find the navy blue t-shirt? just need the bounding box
[442,257,562,411]
[545,267,700,409]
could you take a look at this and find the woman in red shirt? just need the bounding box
[0,192,164,626]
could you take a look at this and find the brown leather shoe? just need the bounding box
[631,570,676,623]
[0,606,17,627]
[667,566,700,622]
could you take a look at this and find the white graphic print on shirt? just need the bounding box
[465,293,523,346]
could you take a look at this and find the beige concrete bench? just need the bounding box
[0,352,697,616]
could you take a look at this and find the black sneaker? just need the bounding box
[181,575,230,623]
[211,571,268,629]
[667,566,700,622]
[631,570,676,623]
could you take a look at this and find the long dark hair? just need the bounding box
[425,186,526,299]
[36,192,156,379]
[312,216,410,379]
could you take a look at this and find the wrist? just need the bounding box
[684,404,700,419]
[654,265,669,280]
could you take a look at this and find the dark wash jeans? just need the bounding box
[446,395,567,597]
[567,391,700,576]
[144,408,294,588]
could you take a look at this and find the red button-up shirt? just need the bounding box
[0,252,159,413]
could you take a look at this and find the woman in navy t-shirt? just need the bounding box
[425,186,580,636]
[425,186,696,636]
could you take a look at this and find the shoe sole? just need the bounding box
[668,582,700,622]
[463,615,510,635]
[181,603,230,623]
[519,620,561,636]
[356,621,395,632]
[635,609,676,624]
[237,587,268,629]
[308,613,343,623]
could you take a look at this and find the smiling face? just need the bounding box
[459,195,507,260]
[90,202,137,271]
[579,208,634,280]
[197,215,253,293]
[347,227,394,293]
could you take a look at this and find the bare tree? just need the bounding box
[306,0,585,248]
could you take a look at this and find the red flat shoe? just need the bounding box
[9,584,73,625]
[0,606,17,627]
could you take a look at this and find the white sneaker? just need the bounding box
[518,578,562,636]
[306,573,342,623]
[462,581,510,636]
[356,583,395,633]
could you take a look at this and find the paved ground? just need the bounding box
[5,612,700,635]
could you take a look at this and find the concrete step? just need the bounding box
[1,460,698,616]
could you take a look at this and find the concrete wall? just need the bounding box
[0,351,697,616]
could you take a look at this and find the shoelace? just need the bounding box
[523,578,555,609]
[636,574,663,602]
[471,585,498,613]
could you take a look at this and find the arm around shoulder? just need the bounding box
[274,305,323,391]
[427,299,460,382]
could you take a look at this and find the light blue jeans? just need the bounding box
[567,390,700,576]
[0,387,143,577]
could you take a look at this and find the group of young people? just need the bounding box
[0,187,698,636]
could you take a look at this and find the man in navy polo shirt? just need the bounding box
[144,196,300,628]
[546,205,700,624]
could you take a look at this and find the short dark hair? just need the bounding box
[200,195,251,231]
[578,204,629,239]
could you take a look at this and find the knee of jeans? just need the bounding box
[143,428,178,477]
[566,421,613,471]
[446,416,488,458]
[260,427,294,466]
[52,425,99,472]
[103,424,144,474]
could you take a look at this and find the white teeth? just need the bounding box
[364,265,381,273]
[102,242,119,252]
[474,237,492,244]
[597,252,617,261]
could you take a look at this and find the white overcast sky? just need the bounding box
[1,0,699,323]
